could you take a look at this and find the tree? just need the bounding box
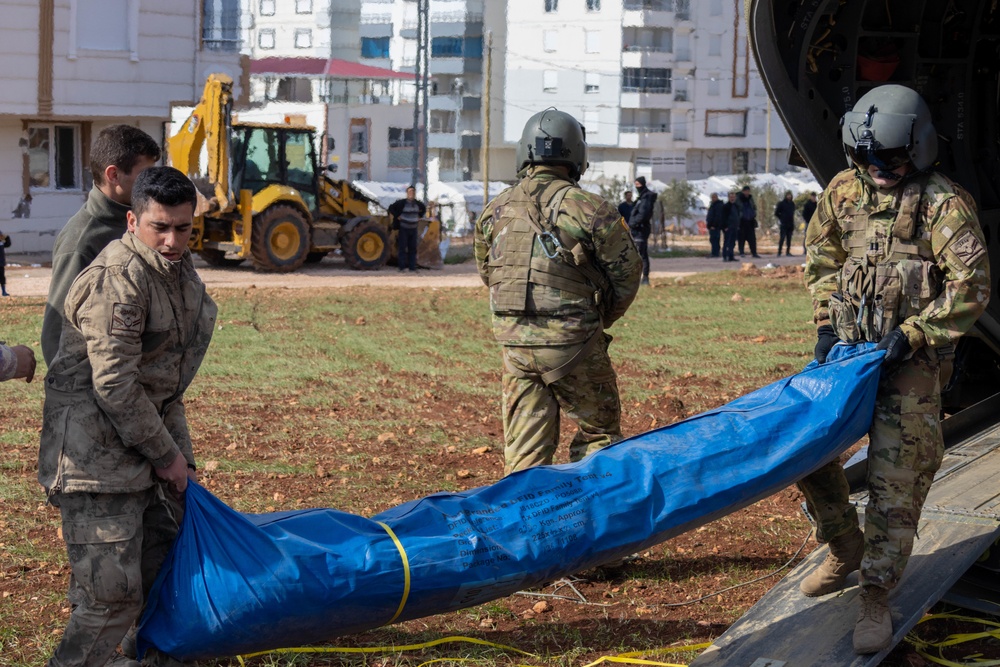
[658,179,698,233]
[598,176,632,205]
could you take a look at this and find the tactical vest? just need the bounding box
[829,174,944,343]
[486,178,607,318]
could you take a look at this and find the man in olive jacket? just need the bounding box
[41,124,160,365]
[39,167,216,667]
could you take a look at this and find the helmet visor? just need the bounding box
[846,144,912,170]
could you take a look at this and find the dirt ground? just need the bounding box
[2,237,808,298]
[1,243,974,666]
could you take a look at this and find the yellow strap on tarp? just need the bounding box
[376,520,412,625]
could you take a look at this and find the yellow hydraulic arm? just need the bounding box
[168,73,234,213]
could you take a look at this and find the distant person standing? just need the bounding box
[801,191,818,254]
[42,124,161,365]
[617,190,634,222]
[705,192,724,258]
[0,228,10,296]
[629,176,656,285]
[736,185,760,258]
[388,185,426,272]
[721,191,740,262]
[774,190,796,256]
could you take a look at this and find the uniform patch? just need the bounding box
[950,230,986,268]
[110,303,144,337]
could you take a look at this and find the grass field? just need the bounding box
[0,268,879,666]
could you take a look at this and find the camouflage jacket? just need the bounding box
[42,187,132,366]
[805,168,990,349]
[474,166,642,346]
[39,232,217,496]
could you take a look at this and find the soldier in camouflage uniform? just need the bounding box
[39,167,217,667]
[800,85,990,654]
[474,109,642,475]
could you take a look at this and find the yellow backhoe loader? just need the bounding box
[169,74,441,272]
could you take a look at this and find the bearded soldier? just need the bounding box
[800,85,990,654]
[474,109,642,475]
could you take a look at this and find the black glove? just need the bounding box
[876,328,912,370]
[814,324,839,364]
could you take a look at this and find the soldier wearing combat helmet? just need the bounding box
[474,109,641,475]
[799,85,990,654]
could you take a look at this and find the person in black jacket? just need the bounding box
[0,229,10,296]
[705,192,724,257]
[801,191,818,255]
[721,191,740,262]
[629,176,656,285]
[736,185,760,258]
[387,185,427,272]
[774,190,797,256]
[617,190,634,222]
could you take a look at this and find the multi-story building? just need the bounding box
[1,0,243,252]
[497,0,791,184]
[359,0,485,181]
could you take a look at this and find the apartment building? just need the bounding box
[359,0,486,181]
[1,0,242,252]
[498,0,791,183]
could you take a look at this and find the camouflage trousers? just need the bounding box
[501,334,622,475]
[798,347,944,590]
[48,483,181,667]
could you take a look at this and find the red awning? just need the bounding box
[250,57,414,80]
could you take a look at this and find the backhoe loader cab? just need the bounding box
[171,74,415,272]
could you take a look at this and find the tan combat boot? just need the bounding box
[853,585,892,654]
[799,527,864,597]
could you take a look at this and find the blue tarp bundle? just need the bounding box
[138,345,883,660]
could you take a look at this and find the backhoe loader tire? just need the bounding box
[342,218,390,270]
[250,205,311,272]
[199,248,245,268]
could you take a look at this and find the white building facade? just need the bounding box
[498,0,791,184]
[359,0,485,181]
[1,0,243,252]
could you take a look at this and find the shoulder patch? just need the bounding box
[110,302,144,337]
[949,230,987,268]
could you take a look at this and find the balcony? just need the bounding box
[359,21,393,38]
[621,47,673,69]
[429,57,481,76]
[622,2,673,28]
[621,88,674,109]
[429,94,482,112]
[427,131,481,150]
[619,125,673,150]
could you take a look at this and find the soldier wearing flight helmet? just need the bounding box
[799,84,990,654]
[474,109,641,476]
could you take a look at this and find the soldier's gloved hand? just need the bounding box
[814,324,839,364]
[876,328,912,370]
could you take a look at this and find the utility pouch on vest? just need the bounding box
[935,343,957,391]
[873,262,901,339]
[829,293,860,343]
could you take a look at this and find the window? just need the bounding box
[585,72,600,93]
[259,0,275,15]
[258,28,275,49]
[71,0,138,60]
[583,110,599,133]
[587,0,601,9]
[361,37,390,58]
[622,67,671,93]
[544,0,557,12]
[388,127,416,147]
[708,73,720,96]
[295,28,312,49]
[295,0,312,13]
[543,70,558,92]
[710,0,723,16]
[705,110,748,137]
[27,124,81,190]
[709,34,722,56]
[752,109,767,135]
[585,30,600,53]
[203,0,241,51]
[350,123,369,153]
[543,30,558,52]
[432,37,462,57]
